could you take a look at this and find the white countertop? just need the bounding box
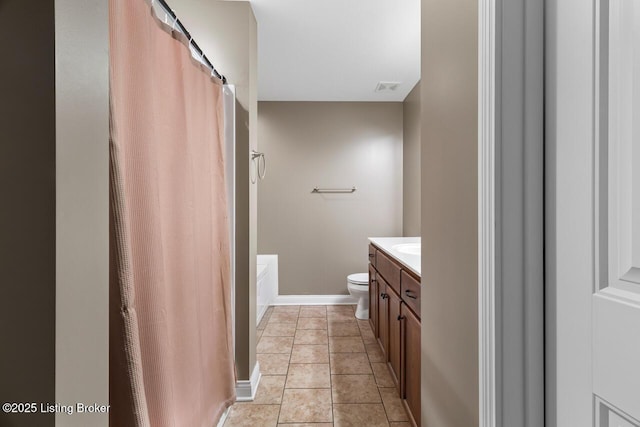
[368,237,421,277]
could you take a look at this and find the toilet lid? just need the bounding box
[348,273,369,285]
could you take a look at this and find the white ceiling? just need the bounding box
[250,0,420,102]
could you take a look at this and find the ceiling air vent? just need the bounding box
[375,81,401,92]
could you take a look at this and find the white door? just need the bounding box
[547,0,640,426]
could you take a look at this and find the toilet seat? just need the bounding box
[347,273,369,285]
[348,282,369,292]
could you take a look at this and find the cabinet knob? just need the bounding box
[368,253,375,258]
[397,315,405,321]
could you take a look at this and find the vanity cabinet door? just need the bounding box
[387,286,402,387]
[369,264,378,336]
[402,303,421,425]
[377,275,390,360]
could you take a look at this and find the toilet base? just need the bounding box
[354,297,369,320]
[347,275,370,321]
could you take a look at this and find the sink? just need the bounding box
[392,243,421,256]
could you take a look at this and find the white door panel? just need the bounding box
[593,292,640,423]
[597,397,640,427]
[549,0,640,425]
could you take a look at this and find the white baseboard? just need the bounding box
[273,294,357,305]
[235,361,261,402]
[216,405,231,427]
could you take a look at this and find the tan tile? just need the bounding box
[331,375,381,403]
[269,311,299,323]
[257,330,264,341]
[360,326,377,344]
[357,319,372,330]
[286,363,331,388]
[328,320,360,337]
[329,336,365,353]
[257,336,294,354]
[296,317,328,330]
[365,342,385,363]
[389,423,412,427]
[224,404,280,427]
[263,322,297,337]
[257,353,290,375]
[273,305,300,313]
[290,344,329,364]
[327,305,355,313]
[379,388,409,422]
[333,403,389,427]
[327,311,356,321]
[330,353,372,375]
[258,314,270,330]
[278,424,333,427]
[371,363,395,387]
[252,376,286,404]
[299,306,327,318]
[279,389,333,423]
[294,329,328,345]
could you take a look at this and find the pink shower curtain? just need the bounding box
[109,1,235,426]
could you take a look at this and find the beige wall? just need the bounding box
[55,0,110,425]
[421,0,479,426]
[258,102,403,295]
[0,2,57,426]
[403,82,421,237]
[172,0,258,380]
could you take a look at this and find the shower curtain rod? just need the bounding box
[153,0,227,84]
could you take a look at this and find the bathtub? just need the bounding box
[257,254,278,325]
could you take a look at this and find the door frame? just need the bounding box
[479,0,545,425]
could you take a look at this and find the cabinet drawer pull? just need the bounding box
[397,315,405,321]
[404,290,417,299]
[368,253,375,258]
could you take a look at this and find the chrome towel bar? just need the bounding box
[311,186,357,194]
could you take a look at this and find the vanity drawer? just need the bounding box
[401,271,421,318]
[375,250,401,294]
[368,244,377,267]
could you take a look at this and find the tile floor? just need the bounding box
[223,305,412,427]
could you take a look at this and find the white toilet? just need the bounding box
[347,273,370,320]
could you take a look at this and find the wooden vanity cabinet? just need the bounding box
[376,250,401,293]
[402,302,421,424]
[376,274,389,360]
[368,243,377,267]
[401,271,421,315]
[387,285,402,386]
[368,264,378,336]
[368,243,421,426]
